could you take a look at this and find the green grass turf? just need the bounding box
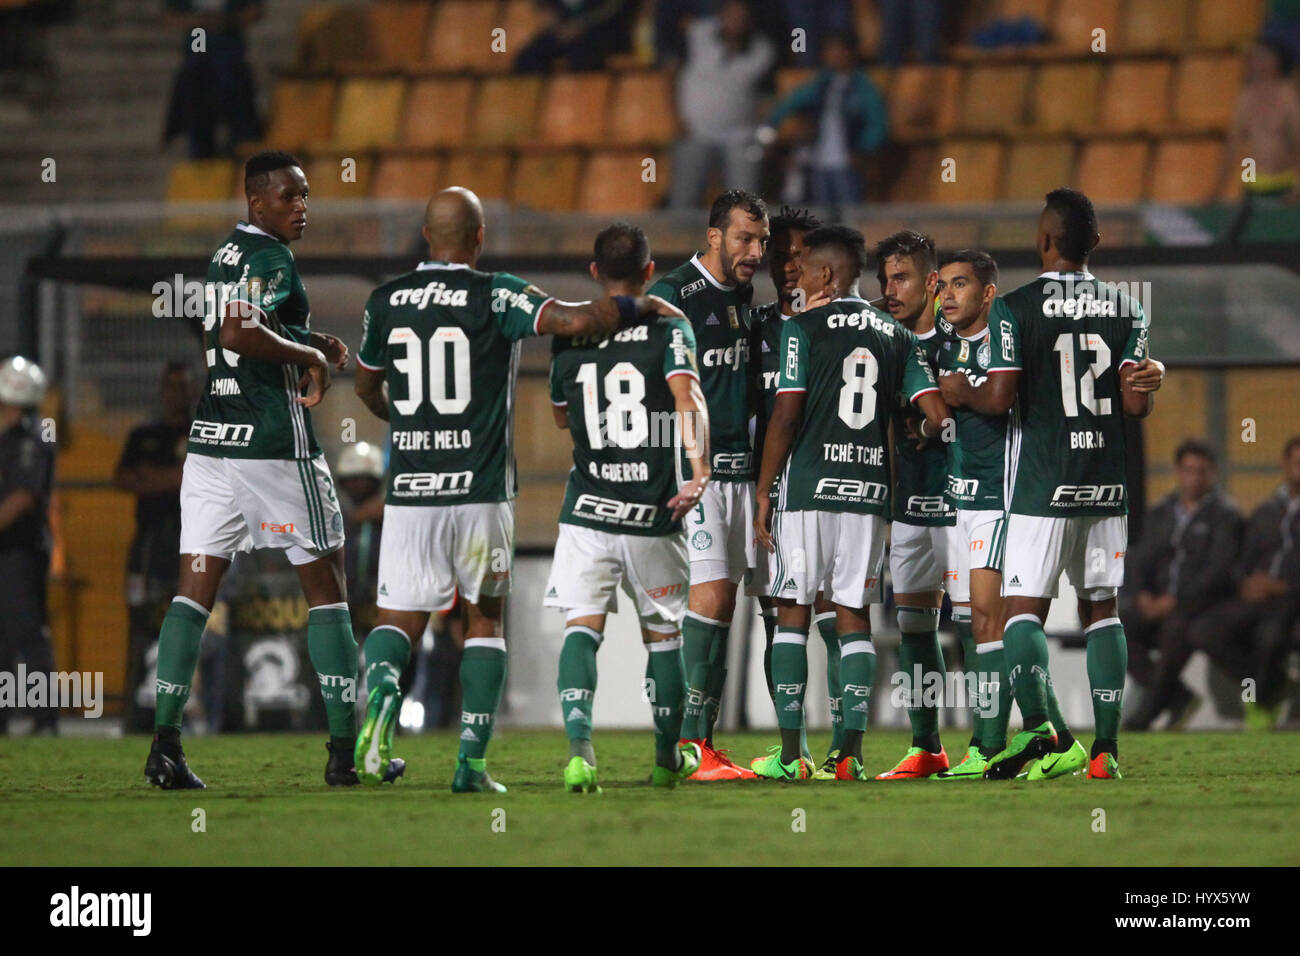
[1,730,1296,866]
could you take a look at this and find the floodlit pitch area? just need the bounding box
[3,731,1296,866]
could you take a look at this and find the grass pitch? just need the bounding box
[1,730,1296,866]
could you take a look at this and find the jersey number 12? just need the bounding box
[1053,332,1112,417]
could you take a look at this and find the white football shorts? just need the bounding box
[1001,513,1127,600]
[376,501,514,611]
[544,523,688,630]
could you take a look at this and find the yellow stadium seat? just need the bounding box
[1074,139,1149,203]
[265,79,336,151]
[332,78,406,149]
[307,155,375,199]
[1051,0,1122,52]
[608,72,679,145]
[1031,62,1103,132]
[427,0,502,72]
[1172,54,1244,132]
[1191,0,1266,50]
[402,78,476,148]
[890,65,961,142]
[931,140,1004,203]
[369,1,433,68]
[444,150,512,199]
[472,76,543,146]
[166,159,237,202]
[1003,138,1075,202]
[1098,60,1172,133]
[960,64,1032,133]
[1117,0,1189,53]
[538,73,612,146]
[1147,137,1222,202]
[580,151,669,212]
[372,155,446,199]
[295,4,370,70]
[510,152,582,210]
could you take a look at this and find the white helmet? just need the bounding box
[0,356,47,408]
[336,441,384,480]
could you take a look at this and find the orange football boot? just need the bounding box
[682,740,758,780]
[1087,752,1122,779]
[874,746,950,780]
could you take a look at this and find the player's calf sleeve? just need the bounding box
[679,613,715,740]
[154,597,209,732]
[838,633,876,734]
[951,606,979,745]
[761,608,777,704]
[645,637,685,769]
[975,640,1011,755]
[897,607,943,744]
[459,637,507,760]
[702,623,730,742]
[362,625,410,695]
[558,626,601,744]
[815,611,844,753]
[307,603,359,742]
[771,628,809,729]
[1085,617,1127,756]
[1002,615,1050,728]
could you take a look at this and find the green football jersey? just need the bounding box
[190,222,321,460]
[989,272,1149,517]
[357,261,551,505]
[750,300,787,501]
[935,326,1007,511]
[891,315,958,526]
[648,255,754,482]
[549,318,700,536]
[777,296,938,516]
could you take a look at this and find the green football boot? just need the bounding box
[452,756,507,793]
[984,722,1057,780]
[651,741,702,788]
[935,746,991,780]
[813,749,841,780]
[564,755,602,794]
[355,684,401,785]
[1087,752,1123,779]
[750,746,810,781]
[1025,739,1087,780]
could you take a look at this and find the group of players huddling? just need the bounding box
[143,149,1165,793]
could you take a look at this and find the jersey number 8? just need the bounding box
[838,347,879,429]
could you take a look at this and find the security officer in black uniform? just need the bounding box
[0,355,56,734]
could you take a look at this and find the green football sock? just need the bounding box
[837,632,876,761]
[154,597,209,731]
[557,625,600,747]
[1086,617,1127,755]
[679,613,718,740]
[362,625,411,695]
[952,607,978,746]
[815,612,844,754]
[772,627,809,762]
[702,623,730,744]
[761,609,776,704]
[307,603,359,740]
[458,637,507,760]
[897,607,943,749]
[1003,614,1051,727]
[646,637,686,769]
[975,639,1011,754]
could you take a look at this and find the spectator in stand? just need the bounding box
[667,0,777,209]
[878,0,944,67]
[1122,440,1242,730]
[1189,436,1300,730]
[514,0,637,73]
[114,361,196,733]
[162,0,264,159]
[655,0,792,67]
[759,30,887,206]
[1210,38,1300,242]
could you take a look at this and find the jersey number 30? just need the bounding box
[388,326,471,415]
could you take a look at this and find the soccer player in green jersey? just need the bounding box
[753,225,949,781]
[930,251,1016,779]
[145,151,363,790]
[942,189,1165,780]
[648,190,769,780]
[544,222,712,792]
[352,190,685,793]
[874,230,958,780]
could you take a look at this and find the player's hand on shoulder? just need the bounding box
[296,347,330,407]
[1125,358,1165,393]
[668,475,710,521]
[644,294,685,320]
[794,287,830,313]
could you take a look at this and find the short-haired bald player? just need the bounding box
[353,188,685,793]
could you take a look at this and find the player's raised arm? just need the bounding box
[535,294,685,338]
[1118,297,1155,418]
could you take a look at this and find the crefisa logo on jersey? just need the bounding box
[391,281,469,310]
[1041,277,1151,321]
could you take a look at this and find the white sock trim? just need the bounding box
[841,640,876,656]
[564,625,604,646]
[951,606,972,623]
[308,601,349,612]
[646,637,683,652]
[760,607,778,619]
[1005,613,1042,628]
[813,611,836,625]
[976,640,1004,654]
[1084,616,1123,635]
[464,637,506,652]
[773,630,808,646]
[369,624,411,645]
[897,606,941,633]
[685,610,729,628]
[171,595,210,617]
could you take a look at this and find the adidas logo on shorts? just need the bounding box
[782,577,797,591]
[1008,576,1021,586]
[546,587,558,598]
[378,584,388,595]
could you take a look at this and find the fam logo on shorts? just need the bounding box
[645,582,684,599]
[691,530,713,550]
